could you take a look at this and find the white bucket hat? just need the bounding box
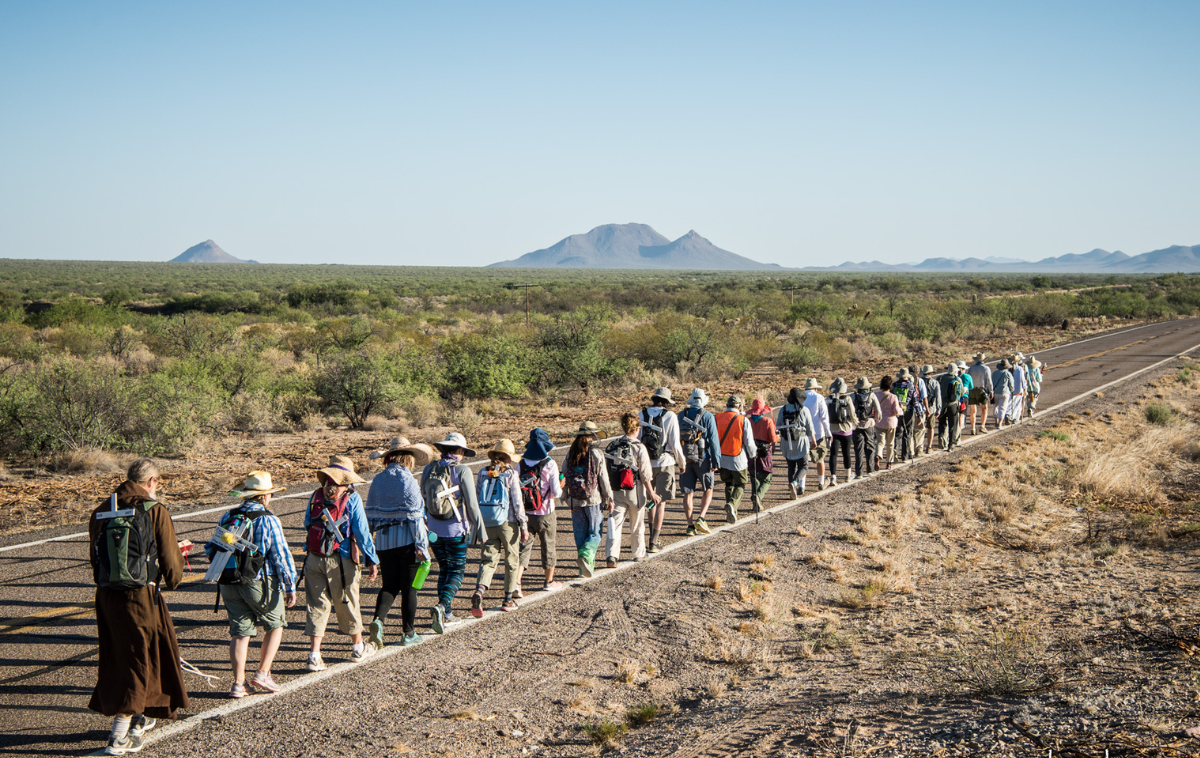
[434,432,477,458]
[688,388,710,407]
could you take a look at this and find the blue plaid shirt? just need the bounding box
[205,501,298,593]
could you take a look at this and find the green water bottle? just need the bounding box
[412,559,432,590]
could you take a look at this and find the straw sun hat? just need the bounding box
[316,455,366,486]
[369,436,435,466]
[229,470,286,498]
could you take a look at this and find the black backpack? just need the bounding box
[780,406,801,442]
[92,498,159,590]
[852,392,869,422]
[640,409,666,460]
[680,407,707,464]
[831,396,853,425]
[604,437,638,491]
[218,509,267,586]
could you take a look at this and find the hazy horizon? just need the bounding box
[1,3,1197,267]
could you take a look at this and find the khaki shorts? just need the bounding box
[221,576,286,638]
[652,465,677,502]
[809,439,828,463]
[968,387,989,405]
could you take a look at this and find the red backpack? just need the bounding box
[306,491,349,556]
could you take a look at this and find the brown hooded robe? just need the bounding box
[88,480,190,718]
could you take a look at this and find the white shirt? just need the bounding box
[804,390,832,440]
[638,406,685,469]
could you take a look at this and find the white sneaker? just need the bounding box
[351,644,374,663]
[306,653,326,672]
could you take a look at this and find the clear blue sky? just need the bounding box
[1,2,1197,267]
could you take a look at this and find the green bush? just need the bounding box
[313,350,400,429]
[1145,403,1174,426]
[21,357,129,451]
[441,331,531,399]
[778,344,821,373]
[534,309,626,393]
[1037,430,1071,443]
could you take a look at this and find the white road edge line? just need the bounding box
[121,337,1200,755]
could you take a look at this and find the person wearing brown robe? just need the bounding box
[88,458,189,754]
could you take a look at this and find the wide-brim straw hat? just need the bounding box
[231,470,286,497]
[973,352,987,362]
[434,432,477,458]
[488,438,517,463]
[854,376,872,391]
[574,421,600,437]
[650,387,675,405]
[1030,357,1042,368]
[369,436,435,466]
[803,377,821,390]
[317,455,366,486]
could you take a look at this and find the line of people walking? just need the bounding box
[86,353,1045,754]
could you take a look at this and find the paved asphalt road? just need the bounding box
[2,317,1199,757]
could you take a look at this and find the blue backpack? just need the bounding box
[477,465,510,527]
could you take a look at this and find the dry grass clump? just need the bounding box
[614,659,640,684]
[581,718,628,747]
[703,675,726,699]
[45,447,126,475]
[751,553,776,567]
[736,579,771,602]
[702,573,723,591]
[835,579,889,610]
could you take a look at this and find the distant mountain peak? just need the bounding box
[170,240,252,263]
[489,223,781,270]
[804,243,1200,273]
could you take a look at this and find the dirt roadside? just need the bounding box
[149,355,1200,757]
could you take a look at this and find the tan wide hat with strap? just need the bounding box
[317,455,366,486]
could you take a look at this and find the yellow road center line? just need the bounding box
[1051,338,1150,369]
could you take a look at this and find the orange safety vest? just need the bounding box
[716,411,745,456]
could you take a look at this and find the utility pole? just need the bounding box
[509,283,538,326]
[785,284,798,305]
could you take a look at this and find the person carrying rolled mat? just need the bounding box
[605,412,661,566]
[470,439,528,614]
[88,458,188,756]
[515,428,564,592]
[873,375,902,470]
[851,377,881,478]
[992,358,1014,429]
[966,352,993,434]
[715,395,757,522]
[825,378,858,485]
[303,455,379,671]
[364,437,435,649]
[639,387,685,553]
[747,397,779,513]
[420,432,483,635]
[206,470,297,699]
[777,387,816,497]
[563,421,614,577]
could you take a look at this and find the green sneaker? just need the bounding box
[648,541,662,554]
[686,524,697,536]
[695,518,712,535]
[367,618,385,650]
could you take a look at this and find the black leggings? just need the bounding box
[374,544,420,635]
[828,434,852,476]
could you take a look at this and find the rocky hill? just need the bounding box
[489,224,782,270]
[170,240,254,263]
[804,244,1199,273]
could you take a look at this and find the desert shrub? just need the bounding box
[128,370,222,453]
[441,402,483,440]
[1037,430,1071,443]
[933,623,1061,696]
[21,357,129,451]
[0,322,41,361]
[440,331,531,399]
[626,704,659,727]
[149,313,238,357]
[226,390,285,433]
[778,343,821,373]
[27,298,125,330]
[313,350,400,429]
[533,308,626,393]
[403,395,441,428]
[1015,294,1073,327]
[1145,403,1173,425]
